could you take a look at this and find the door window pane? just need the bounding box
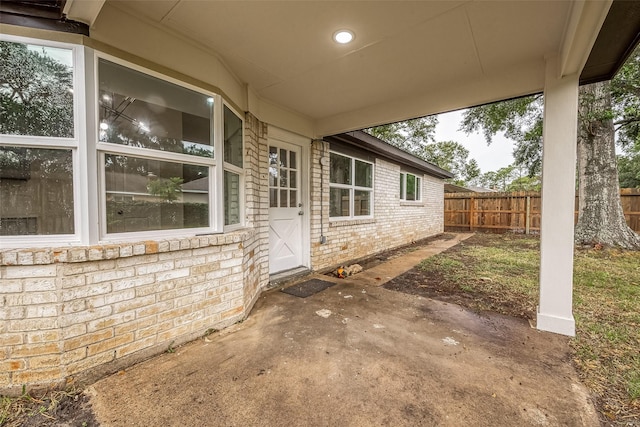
[330,188,350,217]
[290,171,297,189]
[224,170,240,225]
[98,59,213,158]
[224,106,243,168]
[290,190,297,208]
[0,147,74,235]
[280,189,288,207]
[290,151,297,169]
[269,166,277,187]
[269,146,277,165]
[0,41,74,138]
[104,154,209,233]
[269,189,278,208]
[280,149,287,167]
[355,160,372,188]
[330,152,351,185]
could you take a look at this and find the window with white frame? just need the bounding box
[98,58,217,236]
[400,172,422,201]
[329,152,373,219]
[223,105,243,226]
[0,39,79,240]
[0,34,247,247]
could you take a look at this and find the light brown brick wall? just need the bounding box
[0,117,443,394]
[310,141,444,270]
[0,113,269,395]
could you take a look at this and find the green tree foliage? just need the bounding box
[460,45,640,186]
[476,165,540,191]
[611,48,640,149]
[366,117,482,187]
[611,46,640,189]
[460,95,543,176]
[617,153,640,188]
[460,45,640,248]
[146,177,184,202]
[366,116,438,159]
[477,166,515,191]
[422,140,480,186]
[0,41,73,137]
[506,175,541,192]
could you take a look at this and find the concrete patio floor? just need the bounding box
[88,235,598,426]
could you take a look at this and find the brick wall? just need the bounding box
[0,118,444,394]
[0,114,269,395]
[310,141,444,270]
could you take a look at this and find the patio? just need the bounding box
[87,235,598,426]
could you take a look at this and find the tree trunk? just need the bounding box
[575,81,640,249]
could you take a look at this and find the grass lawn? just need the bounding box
[415,233,640,425]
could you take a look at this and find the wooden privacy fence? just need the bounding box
[444,188,640,234]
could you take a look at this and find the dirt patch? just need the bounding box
[383,233,537,320]
[1,389,97,427]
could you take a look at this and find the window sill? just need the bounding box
[0,228,255,266]
[400,201,425,207]
[329,218,376,227]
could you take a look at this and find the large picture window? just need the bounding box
[97,57,226,237]
[400,172,422,201]
[97,57,246,237]
[329,152,373,219]
[1,35,246,247]
[0,39,78,240]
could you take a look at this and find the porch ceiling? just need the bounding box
[79,1,623,135]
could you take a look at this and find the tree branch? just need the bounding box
[614,116,640,130]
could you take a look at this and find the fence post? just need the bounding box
[525,196,531,235]
[469,196,475,231]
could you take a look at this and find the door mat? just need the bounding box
[281,279,337,298]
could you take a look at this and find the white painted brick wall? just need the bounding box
[310,142,445,270]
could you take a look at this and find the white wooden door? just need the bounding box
[268,141,304,273]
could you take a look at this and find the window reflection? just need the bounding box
[0,147,74,235]
[98,59,213,158]
[0,41,74,138]
[104,154,209,233]
[224,106,243,168]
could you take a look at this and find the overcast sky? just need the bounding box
[433,109,515,174]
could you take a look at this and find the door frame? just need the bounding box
[267,126,311,274]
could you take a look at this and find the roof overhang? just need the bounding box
[580,0,640,85]
[0,0,89,35]
[325,131,454,180]
[2,1,638,138]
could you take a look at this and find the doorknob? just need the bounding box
[298,211,304,215]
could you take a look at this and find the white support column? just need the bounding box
[537,55,579,337]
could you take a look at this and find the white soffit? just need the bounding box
[106,1,597,133]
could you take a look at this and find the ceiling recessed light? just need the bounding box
[333,30,354,44]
